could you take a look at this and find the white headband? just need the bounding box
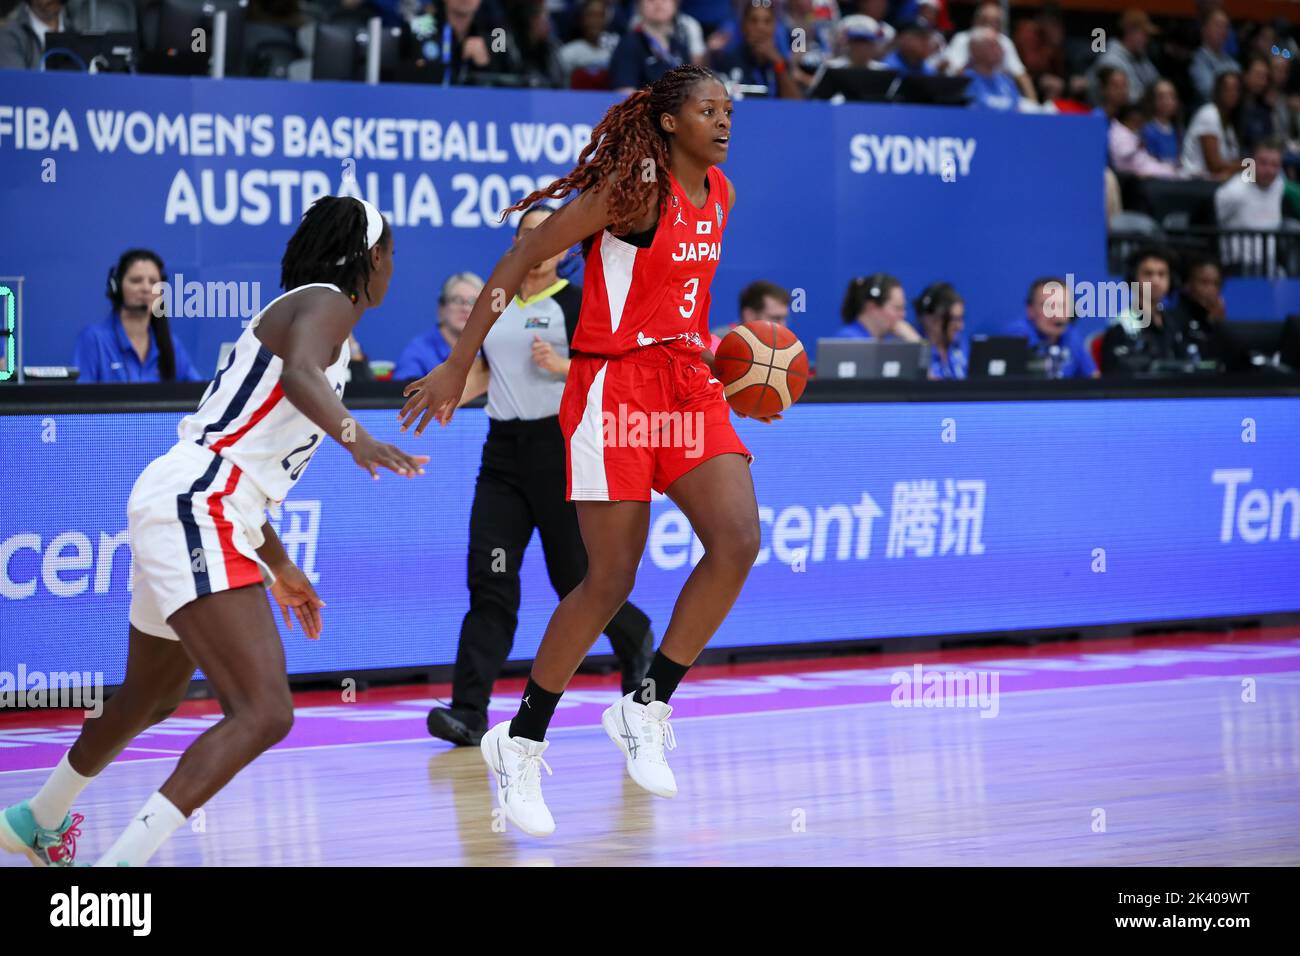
[335,197,384,265]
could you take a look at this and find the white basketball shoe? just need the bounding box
[602,693,678,798]
[480,721,556,837]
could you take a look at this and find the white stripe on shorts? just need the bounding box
[569,362,610,500]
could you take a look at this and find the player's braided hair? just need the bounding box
[503,64,720,235]
[281,195,390,303]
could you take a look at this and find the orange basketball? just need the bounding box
[714,321,808,418]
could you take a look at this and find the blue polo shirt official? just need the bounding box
[73,312,202,383]
[929,341,969,379]
[394,326,454,381]
[1005,316,1097,379]
[832,322,908,341]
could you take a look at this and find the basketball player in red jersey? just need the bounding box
[400,64,774,836]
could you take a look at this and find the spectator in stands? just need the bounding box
[1216,138,1285,274]
[835,274,922,342]
[1100,246,1189,376]
[1012,2,1065,91]
[914,282,967,380]
[609,0,694,92]
[1268,51,1300,154]
[785,0,841,67]
[964,26,1020,112]
[712,0,802,99]
[1240,19,1277,64]
[74,249,202,384]
[625,0,709,65]
[1141,79,1183,165]
[915,0,947,68]
[1110,102,1181,179]
[394,272,484,380]
[1095,65,1130,120]
[882,20,936,77]
[1087,10,1160,105]
[1166,256,1248,371]
[1007,278,1097,379]
[0,0,77,69]
[412,0,516,84]
[1182,70,1242,179]
[709,280,791,351]
[806,13,885,95]
[941,1,1034,100]
[1190,8,1241,104]
[558,0,619,88]
[508,0,565,87]
[1239,55,1278,153]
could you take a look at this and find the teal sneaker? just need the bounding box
[0,801,85,867]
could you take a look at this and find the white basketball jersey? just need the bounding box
[177,283,352,504]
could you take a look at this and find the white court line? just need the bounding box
[0,670,1293,778]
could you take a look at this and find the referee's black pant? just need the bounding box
[451,415,653,718]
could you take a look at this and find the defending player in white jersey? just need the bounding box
[0,196,427,867]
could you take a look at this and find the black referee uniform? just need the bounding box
[428,278,653,746]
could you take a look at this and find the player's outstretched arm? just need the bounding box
[280,292,429,479]
[399,185,619,436]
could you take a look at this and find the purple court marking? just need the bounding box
[2,639,1298,774]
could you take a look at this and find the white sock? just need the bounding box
[30,754,94,829]
[94,792,186,867]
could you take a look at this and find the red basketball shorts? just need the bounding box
[560,347,752,502]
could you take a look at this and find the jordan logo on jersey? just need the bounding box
[673,207,687,227]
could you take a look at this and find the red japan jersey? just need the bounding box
[572,166,730,356]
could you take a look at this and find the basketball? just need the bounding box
[713,321,809,418]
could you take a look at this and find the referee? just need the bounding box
[427,205,653,747]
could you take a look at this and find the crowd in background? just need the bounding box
[12,0,1295,382]
[1,0,1294,115]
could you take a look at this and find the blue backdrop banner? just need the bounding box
[0,70,1105,372]
[2,398,1297,684]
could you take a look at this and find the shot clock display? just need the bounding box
[0,281,17,383]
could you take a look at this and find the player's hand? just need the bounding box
[735,409,783,425]
[400,363,466,434]
[350,434,429,479]
[270,564,326,640]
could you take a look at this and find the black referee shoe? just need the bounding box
[619,626,656,697]
[426,706,487,747]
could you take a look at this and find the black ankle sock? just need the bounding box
[634,651,690,705]
[508,677,563,742]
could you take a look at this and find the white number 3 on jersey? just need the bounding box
[679,277,699,319]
